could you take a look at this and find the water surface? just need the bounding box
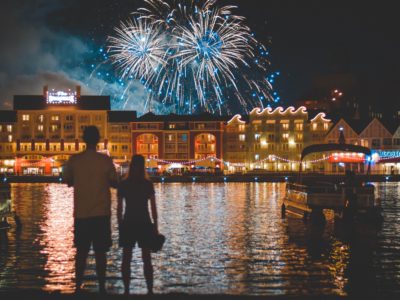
[1,182,399,296]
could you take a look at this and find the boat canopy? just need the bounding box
[301,143,372,161]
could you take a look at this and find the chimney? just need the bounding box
[43,86,48,98]
[76,85,81,98]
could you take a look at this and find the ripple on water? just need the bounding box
[0,182,399,296]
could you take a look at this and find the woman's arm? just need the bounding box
[117,194,123,225]
[150,194,158,233]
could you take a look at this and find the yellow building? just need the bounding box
[224,107,332,173]
[0,87,135,175]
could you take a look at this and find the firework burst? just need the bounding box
[108,0,274,115]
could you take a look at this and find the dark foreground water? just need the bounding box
[1,182,400,296]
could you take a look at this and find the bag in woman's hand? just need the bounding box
[149,232,165,253]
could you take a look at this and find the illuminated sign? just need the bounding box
[47,91,77,104]
[374,150,400,158]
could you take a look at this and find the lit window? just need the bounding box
[38,115,44,122]
[282,123,289,130]
[254,134,260,141]
[295,123,303,131]
[38,125,44,132]
[239,134,246,142]
[238,125,245,132]
[8,135,12,142]
[22,114,30,121]
[323,123,329,130]
[51,115,60,121]
[7,125,12,132]
[169,124,176,129]
[282,133,289,141]
[51,125,59,132]
[255,154,260,161]
[0,125,2,132]
[312,123,318,131]
[168,134,173,141]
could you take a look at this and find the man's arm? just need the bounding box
[108,158,119,188]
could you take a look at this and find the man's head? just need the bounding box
[83,126,100,147]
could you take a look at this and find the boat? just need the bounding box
[283,143,382,224]
[0,175,13,230]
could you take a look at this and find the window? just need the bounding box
[22,114,30,121]
[312,123,318,131]
[122,145,129,152]
[38,125,44,132]
[8,135,12,142]
[295,133,303,141]
[383,138,392,146]
[168,134,174,142]
[51,125,59,132]
[38,115,44,122]
[295,122,303,131]
[282,144,289,151]
[7,125,12,132]
[323,123,329,130]
[255,154,260,161]
[394,139,400,146]
[267,134,275,142]
[282,133,289,141]
[281,123,289,130]
[178,134,187,142]
[371,139,380,147]
[0,125,2,132]
[66,115,74,121]
[169,124,176,129]
[239,134,246,142]
[238,125,245,132]
[196,123,205,129]
[64,124,73,131]
[51,115,60,121]
[79,115,89,122]
[112,145,118,151]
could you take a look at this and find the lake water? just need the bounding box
[1,182,400,296]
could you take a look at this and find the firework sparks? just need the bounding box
[108,0,274,115]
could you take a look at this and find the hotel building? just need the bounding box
[0,87,136,175]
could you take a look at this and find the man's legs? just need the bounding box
[94,251,107,293]
[75,247,89,292]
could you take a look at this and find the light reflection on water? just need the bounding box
[0,182,399,296]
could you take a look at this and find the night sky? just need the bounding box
[1,0,399,115]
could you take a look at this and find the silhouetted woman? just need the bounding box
[117,155,158,295]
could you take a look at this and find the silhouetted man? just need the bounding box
[64,126,118,293]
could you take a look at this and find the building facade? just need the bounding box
[1,89,400,176]
[0,87,136,175]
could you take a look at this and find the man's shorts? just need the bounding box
[74,216,112,252]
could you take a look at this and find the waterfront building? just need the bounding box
[325,118,400,174]
[224,107,332,172]
[0,86,136,175]
[0,111,17,174]
[131,112,227,173]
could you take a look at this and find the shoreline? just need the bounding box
[3,174,400,183]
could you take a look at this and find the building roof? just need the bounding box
[13,95,111,110]
[137,112,232,122]
[0,110,17,122]
[108,111,137,123]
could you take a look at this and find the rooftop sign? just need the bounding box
[46,91,77,104]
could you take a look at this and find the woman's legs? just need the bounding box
[121,247,133,295]
[141,248,153,294]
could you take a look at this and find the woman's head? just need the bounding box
[128,155,146,181]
